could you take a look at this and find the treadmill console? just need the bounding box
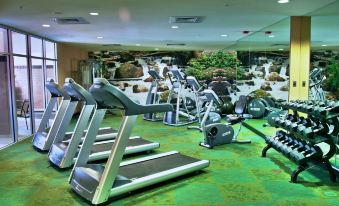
[148,70,161,80]
[171,69,185,81]
[46,78,70,99]
[64,78,96,105]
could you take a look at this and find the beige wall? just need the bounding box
[57,43,88,113]
[57,43,88,84]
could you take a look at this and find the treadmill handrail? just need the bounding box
[64,78,96,105]
[90,78,173,116]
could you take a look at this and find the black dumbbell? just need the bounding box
[277,138,300,154]
[289,144,317,162]
[267,131,287,144]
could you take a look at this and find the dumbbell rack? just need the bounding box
[262,100,338,183]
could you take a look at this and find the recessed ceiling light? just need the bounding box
[136,44,141,46]
[155,48,159,50]
[42,24,50,27]
[321,44,327,47]
[220,34,228,37]
[278,48,284,51]
[90,12,99,16]
[277,0,289,3]
[268,35,275,38]
[97,36,103,39]
[171,25,179,29]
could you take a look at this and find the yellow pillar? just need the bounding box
[289,16,311,101]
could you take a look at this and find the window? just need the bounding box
[45,41,55,59]
[12,32,27,55]
[30,37,43,57]
[0,26,58,144]
[45,60,56,80]
[13,56,32,138]
[31,58,44,110]
[0,28,8,53]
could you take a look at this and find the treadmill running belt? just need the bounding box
[118,153,200,179]
[90,138,153,154]
[64,128,117,141]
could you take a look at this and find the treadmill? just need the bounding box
[49,78,160,168]
[32,79,116,151]
[69,78,209,205]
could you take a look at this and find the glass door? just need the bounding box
[13,56,32,139]
[0,55,14,148]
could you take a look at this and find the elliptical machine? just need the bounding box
[186,76,221,131]
[309,68,326,101]
[163,69,198,126]
[199,90,251,149]
[144,70,163,121]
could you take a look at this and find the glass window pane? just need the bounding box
[45,41,55,59]
[45,60,56,80]
[12,32,27,55]
[0,28,8,53]
[45,60,57,110]
[30,37,43,57]
[31,58,45,131]
[13,56,32,138]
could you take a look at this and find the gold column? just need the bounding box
[289,16,311,101]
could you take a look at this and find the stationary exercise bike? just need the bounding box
[199,90,251,149]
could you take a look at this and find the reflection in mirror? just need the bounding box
[310,7,339,169]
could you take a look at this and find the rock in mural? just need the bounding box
[265,72,285,82]
[242,72,255,80]
[245,80,255,86]
[269,65,281,73]
[123,82,132,87]
[158,83,169,92]
[249,89,271,99]
[132,84,149,93]
[280,84,289,91]
[144,75,153,82]
[260,82,272,91]
[115,63,144,78]
[112,82,126,91]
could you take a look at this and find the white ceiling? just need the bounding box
[0,0,338,51]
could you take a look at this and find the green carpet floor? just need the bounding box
[0,116,337,206]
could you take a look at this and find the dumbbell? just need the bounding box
[301,123,328,139]
[289,144,317,162]
[285,117,301,131]
[289,119,305,132]
[296,118,313,134]
[276,138,299,153]
[269,135,293,148]
[287,140,307,152]
[280,139,306,157]
[266,131,287,144]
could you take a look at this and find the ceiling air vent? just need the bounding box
[169,16,205,24]
[102,44,122,47]
[272,44,289,47]
[54,17,89,24]
[166,43,186,46]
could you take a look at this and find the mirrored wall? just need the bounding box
[229,10,338,169]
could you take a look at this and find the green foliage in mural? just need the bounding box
[324,57,339,93]
[185,50,240,81]
[249,89,272,99]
